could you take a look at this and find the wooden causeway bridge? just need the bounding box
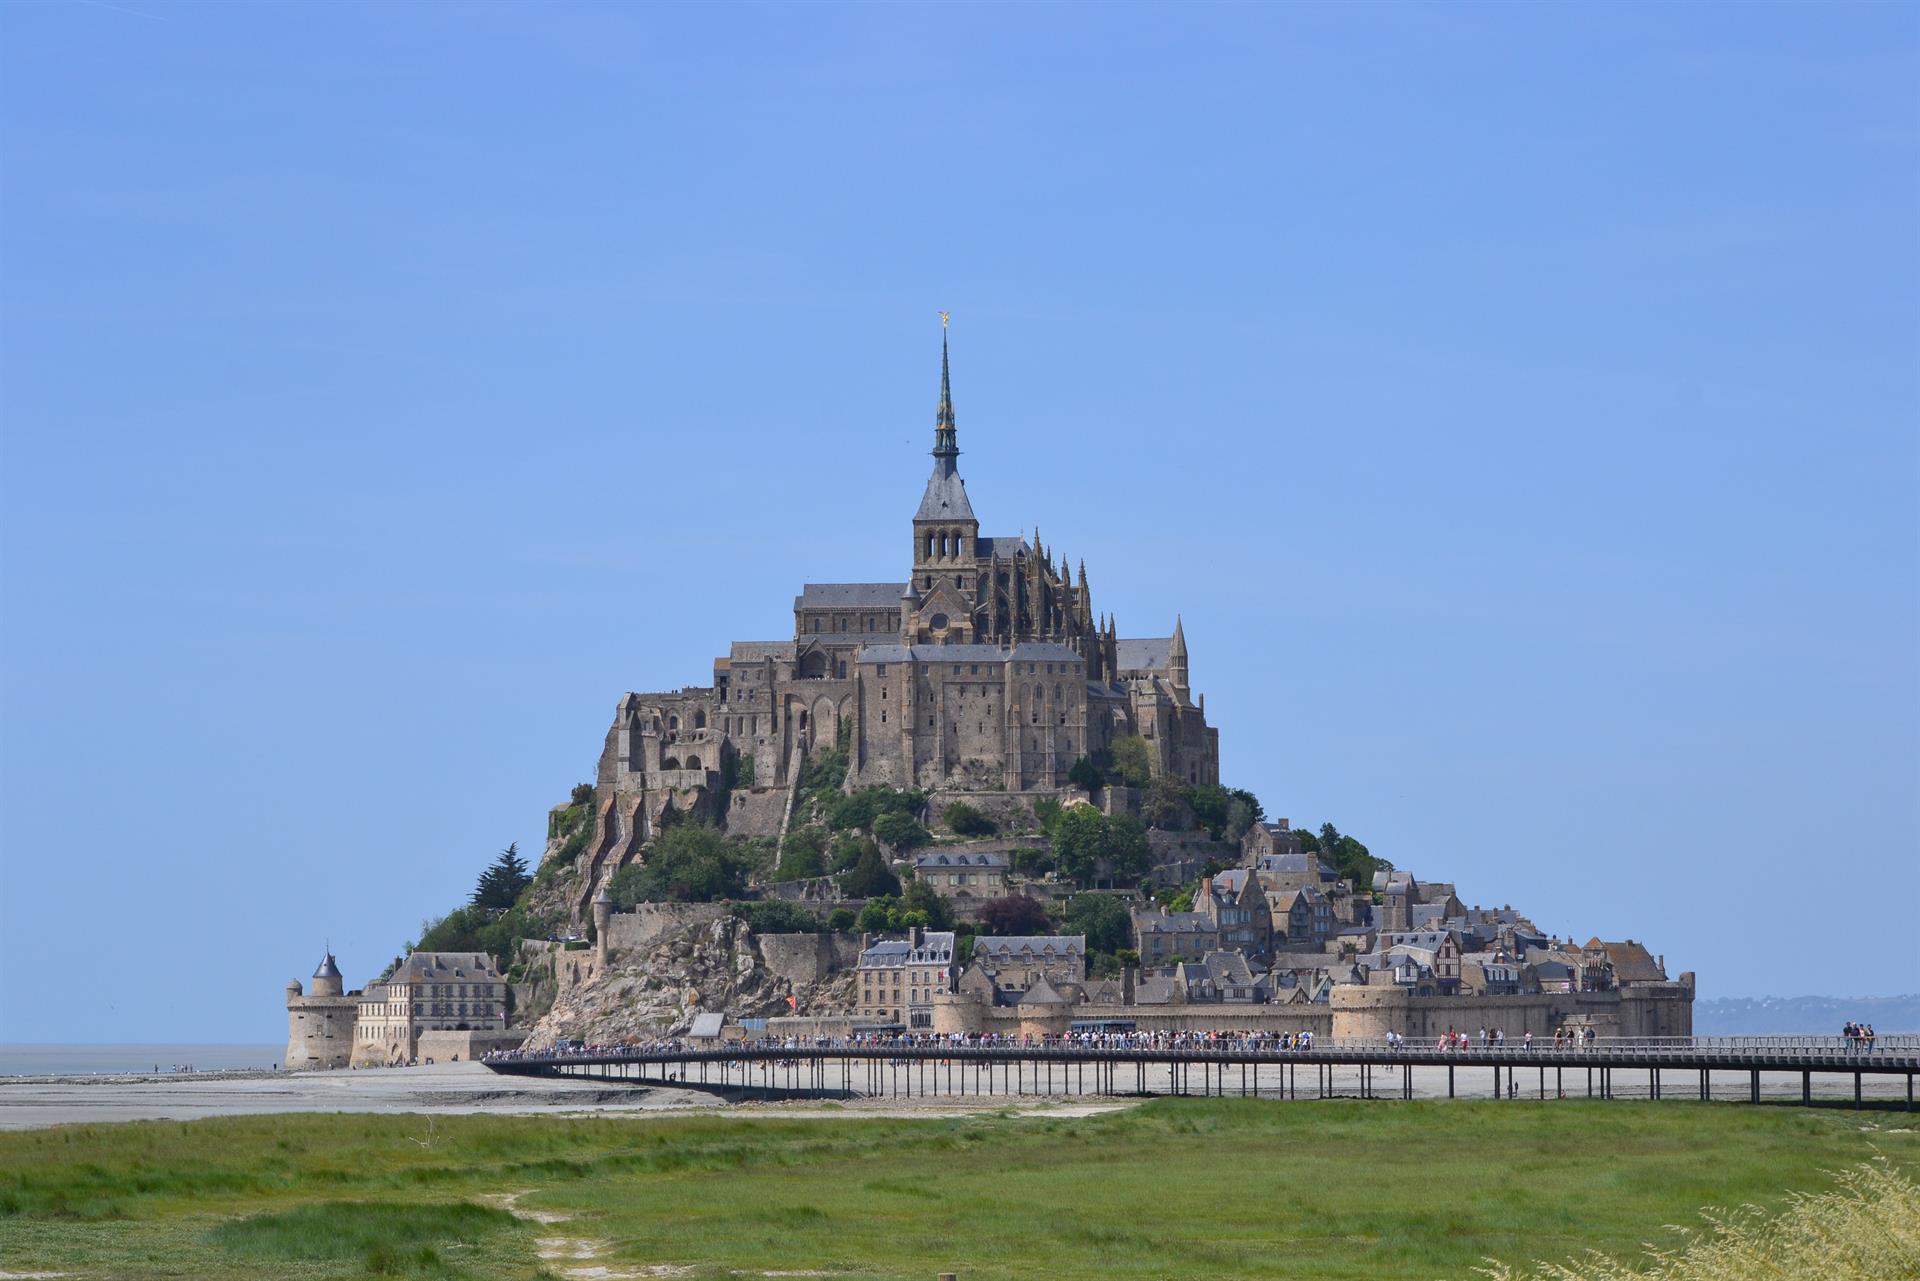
[486,1037,1919,1108]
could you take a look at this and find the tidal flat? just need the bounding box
[1,1099,1915,1281]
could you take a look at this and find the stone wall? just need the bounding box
[603,902,731,955]
[1329,979,1696,1041]
[284,993,358,1070]
[726,786,792,839]
[757,932,861,985]
[416,1029,525,1063]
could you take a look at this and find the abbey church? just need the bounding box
[589,333,1218,865]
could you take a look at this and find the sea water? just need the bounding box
[0,1044,285,1076]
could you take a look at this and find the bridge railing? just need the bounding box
[487,1033,1918,1067]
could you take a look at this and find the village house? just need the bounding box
[1130,907,1218,964]
[911,849,1010,898]
[856,928,957,1030]
[970,934,1086,993]
[1194,868,1273,957]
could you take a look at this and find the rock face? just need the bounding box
[518,915,855,1050]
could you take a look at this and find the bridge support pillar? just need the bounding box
[1750,1069,1760,1104]
[1447,1064,1454,1098]
[1802,1070,1810,1105]
[1855,1072,1862,1108]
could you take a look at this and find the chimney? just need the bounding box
[910,925,924,948]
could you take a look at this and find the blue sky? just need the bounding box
[1,2,1913,1044]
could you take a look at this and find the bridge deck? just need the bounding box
[485,1039,1918,1109]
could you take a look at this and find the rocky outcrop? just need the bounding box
[517,915,855,1050]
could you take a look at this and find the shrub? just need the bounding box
[773,825,827,881]
[731,900,820,935]
[825,907,857,933]
[840,842,901,898]
[872,810,930,851]
[607,823,748,905]
[942,801,996,837]
[1067,756,1104,791]
[977,894,1051,935]
[569,782,595,806]
[1106,734,1153,788]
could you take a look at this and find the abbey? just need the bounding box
[591,333,1218,856]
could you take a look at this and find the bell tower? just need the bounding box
[908,318,979,642]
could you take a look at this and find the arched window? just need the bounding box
[693,711,706,730]
[685,755,702,770]
[668,715,679,730]
[663,757,680,770]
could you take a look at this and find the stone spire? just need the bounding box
[933,324,958,474]
[915,322,975,523]
[1169,615,1190,699]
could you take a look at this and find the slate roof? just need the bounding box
[915,850,1011,869]
[1256,850,1316,874]
[1133,910,1215,935]
[855,642,1083,664]
[386,952,502,984]
[313,953,342,980]
[1588,938,1667,984]
[1114,637,1172,671]
[689,1012,725,1039]
[976,535,1027,558]
[795,582,910,609]
[915,463,976,521]
[973,934,1086,958]
[859,931,957,968]
[730,640,796,662]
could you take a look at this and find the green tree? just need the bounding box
[606,824,747,906]
[1141,776,1190,829]
[569,783,595,806]
[1067,756,1105,791]
[872,809,930,851]
[773,825,827,882]
[977,894,1052,935]
[471,843,531,912]
[1065,892,1133,953]
[1031,796,1064,837]
[825,907,857,933]
[1106,734,1153,788]
[1051,804,1110,886]
[1104,815,1151,885]
[1185,784,1231,837]
[900,878,954,931]
[731,900,820,935]
[942,801,995,837]
[839,842,901,898]
[829,833,871,873]
[1223,788,1263,843]
[856,896,900,933]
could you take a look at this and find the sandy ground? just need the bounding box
[1,1059,1909,1131]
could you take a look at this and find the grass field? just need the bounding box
[1,1100,1915,1281]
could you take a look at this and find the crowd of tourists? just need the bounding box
[1841,1022,1878,1049]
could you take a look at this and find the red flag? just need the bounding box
[786,994,797,1009]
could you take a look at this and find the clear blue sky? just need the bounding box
[2,2,1914,1045]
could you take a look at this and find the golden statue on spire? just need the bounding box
[940,310,949,329]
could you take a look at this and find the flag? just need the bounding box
[786,994,797,1009]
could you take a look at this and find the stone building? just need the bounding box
[970,934,1087,994]
[578,332,1220,902]
[855,928,957,1030]
[284,952,357,1070]
[349,951,511,1068]
[912,849,1010,898]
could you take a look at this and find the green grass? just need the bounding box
[0,1101,1913,1281]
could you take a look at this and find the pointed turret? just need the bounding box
[1169,615,1190,700]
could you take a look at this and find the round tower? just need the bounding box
[285,952,357,1070]
[311,952,345,998]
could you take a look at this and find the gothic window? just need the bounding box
[694,711,706,729]
[668,715,679,730]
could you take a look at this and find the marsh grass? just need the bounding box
[0,1101,1914,1281]
[209,1200,520,1277]
[1477,1158,1920,1280]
